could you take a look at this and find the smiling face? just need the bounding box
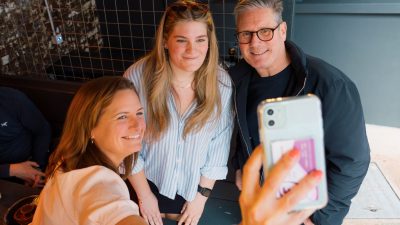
[91,89,145,167]
[237,7,289,77]
[165,21,209,76]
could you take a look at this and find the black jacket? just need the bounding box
[229,41,370,225]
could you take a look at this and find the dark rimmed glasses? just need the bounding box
[236,23,282,44]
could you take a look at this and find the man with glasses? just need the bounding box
[229,1,370,225]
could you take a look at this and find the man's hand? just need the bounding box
[178,193,207,225]
[138,192,163,225]
[32,174,46,188]
[9,161,45,184]
[235,169,242,191]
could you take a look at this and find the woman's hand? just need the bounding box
[138,193,163,225]
[240,145,323,225]
[178,193,207,225]
[128,171,163,225]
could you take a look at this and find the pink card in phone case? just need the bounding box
[270,138,318,202]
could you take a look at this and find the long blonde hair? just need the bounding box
[46,77,138,180]
[142,0,221,140]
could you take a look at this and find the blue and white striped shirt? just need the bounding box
[124,59,234,201]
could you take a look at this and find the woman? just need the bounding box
[31,77,146,225]
[123,1,233,224]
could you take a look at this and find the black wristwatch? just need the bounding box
[197,185,212,197]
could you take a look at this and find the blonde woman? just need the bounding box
[124,1,233,225]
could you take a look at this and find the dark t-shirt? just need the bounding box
[246,65,292,148]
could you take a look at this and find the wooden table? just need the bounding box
[0,180,40,225]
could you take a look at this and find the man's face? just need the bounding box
[237,7,287,76]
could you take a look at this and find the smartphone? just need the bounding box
[257,94,328,211]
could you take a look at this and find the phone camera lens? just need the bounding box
[268,120,275,126]
[267,109,274,115]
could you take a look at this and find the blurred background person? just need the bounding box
[0,86,50,187]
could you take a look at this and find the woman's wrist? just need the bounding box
[195,192,208,203]
[137,190,153,202]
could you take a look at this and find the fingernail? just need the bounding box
[288,148,300,159]
[312,170,323,180]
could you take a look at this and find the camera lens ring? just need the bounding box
[267,109,274,115]
[268,120,275,126]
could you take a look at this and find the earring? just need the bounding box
[90,137,94,144]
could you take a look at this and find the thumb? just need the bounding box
[181,202,188,214]
[27,161,40,167]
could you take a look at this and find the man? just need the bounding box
[229,0,370,224]
[0,87,50,187]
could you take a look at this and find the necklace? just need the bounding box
[172,80,193,89]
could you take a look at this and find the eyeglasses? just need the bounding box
[169,2,208,14]
[236,23,281,44]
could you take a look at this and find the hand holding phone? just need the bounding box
[239,146,323,225]
[257,94,328,211]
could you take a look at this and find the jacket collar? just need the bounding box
[284,40,308,96]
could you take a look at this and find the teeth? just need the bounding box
[124,134,140,139]
[251,50,268,55]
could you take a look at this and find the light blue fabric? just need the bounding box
[124,59,234,201]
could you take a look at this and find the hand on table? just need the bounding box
[138,192,163,225]
[10,161,45,185]
[178,193,207,225]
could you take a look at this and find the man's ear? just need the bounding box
[280,21,287,40]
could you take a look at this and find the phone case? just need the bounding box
[257,94,328,211]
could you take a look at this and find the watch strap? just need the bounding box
[197,185,212,197]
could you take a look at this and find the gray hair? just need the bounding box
[234,0,284,24]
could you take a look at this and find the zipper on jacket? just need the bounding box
[232,81,251,159]
[295,76,307,96]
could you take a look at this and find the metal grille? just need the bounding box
[0,0,239,81]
